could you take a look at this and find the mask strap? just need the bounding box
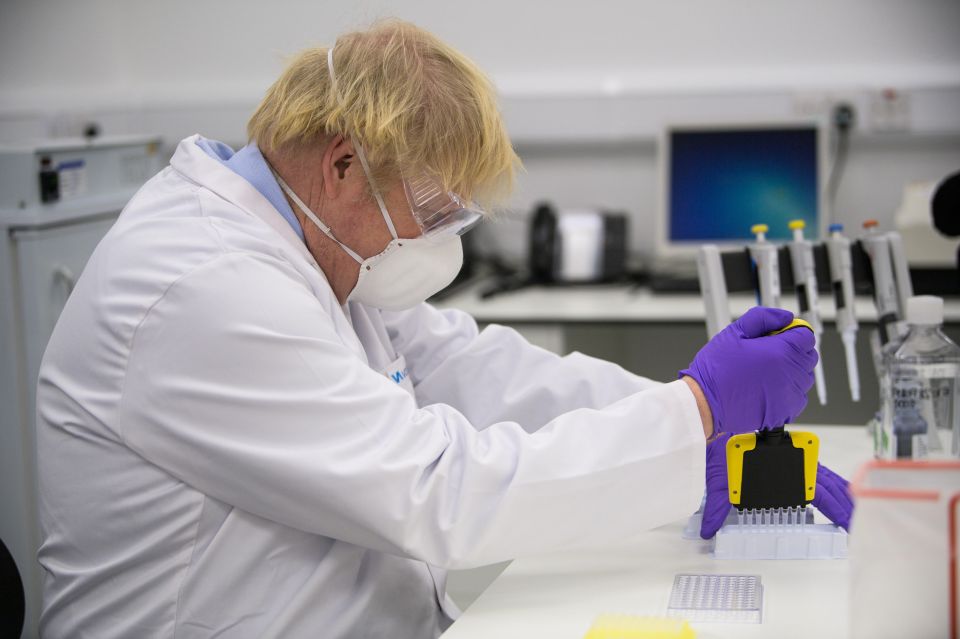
[328,44,399,241]
[352,143,399,239]
[326,45,340,101]
[272,170,365,264]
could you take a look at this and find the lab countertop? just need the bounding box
[441,425,869,639]
[433,280,960,324]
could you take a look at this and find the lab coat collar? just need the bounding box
[171,135,317,268]
[170,135,367,360]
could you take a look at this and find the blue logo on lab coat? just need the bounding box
[390,368,409,384]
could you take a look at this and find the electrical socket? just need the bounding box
[50,112,95,138]
[869,88,910,132]
[792,91,859,125]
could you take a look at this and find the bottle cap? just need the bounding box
[788,220,806,230]
[829,223,844,233]
[862,219,879,229]
[751,223,768,235]
[906,295,944,325]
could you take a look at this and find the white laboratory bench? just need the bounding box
[442,424,868,639]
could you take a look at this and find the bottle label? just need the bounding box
[916,363,959,379]
[887,363,958,459]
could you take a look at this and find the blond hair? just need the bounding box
[248,19,519,208]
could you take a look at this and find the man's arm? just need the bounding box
[682,375,714,439]
[118,254,706,569]
[382,304,664,432]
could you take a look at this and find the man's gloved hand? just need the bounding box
[700,434,735,539]
[681,307,818,436]
[810,464,854,531]
[700,433,854,539]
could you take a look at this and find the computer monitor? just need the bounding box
[655,120,827,268]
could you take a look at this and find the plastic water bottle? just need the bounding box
[873,332,905,457]
[882,296,960,459]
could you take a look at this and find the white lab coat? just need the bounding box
[35,135,705,639]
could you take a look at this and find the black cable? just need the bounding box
[825,103,856,223]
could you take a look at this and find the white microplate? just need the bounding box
[714,517,847,560]
[667,573,762,624]
[683,506,847,560]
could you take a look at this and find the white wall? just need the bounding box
[2,0,959,261]
[3,0,959,107]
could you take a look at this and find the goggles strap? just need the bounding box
[327,46,340,103]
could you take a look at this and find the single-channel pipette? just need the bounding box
[887,231,914,340]
[860,220,900,345]
[696,244,731,339]
[748,224,781,307]
[788,220,827,405]
[825,223,861,402]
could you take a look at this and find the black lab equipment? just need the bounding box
[528,202,628,284]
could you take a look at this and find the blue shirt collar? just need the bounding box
[194,137,305,242]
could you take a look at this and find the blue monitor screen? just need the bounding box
[669,127,819,242]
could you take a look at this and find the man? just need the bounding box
[36,20,849,638]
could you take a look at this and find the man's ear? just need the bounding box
[321,135,355,199]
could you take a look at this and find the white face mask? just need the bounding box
[349,235,463,310]
[274,173,464,311]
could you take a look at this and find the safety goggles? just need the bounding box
[328,44,485,242]
[352,142,484,242]
[403,173,485,239]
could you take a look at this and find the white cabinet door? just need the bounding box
[13,216,117,394]
[7,213,117,638]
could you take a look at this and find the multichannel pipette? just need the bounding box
[748,224,780,307]
[861,220,901,344]
[787,219,827,405]
[825,223,861,402]
[713,379,847,560]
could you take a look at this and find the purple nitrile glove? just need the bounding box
[700,433,734,539]
[699,434,854,539]
[681,307,818,436]
[810,463,854,531]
